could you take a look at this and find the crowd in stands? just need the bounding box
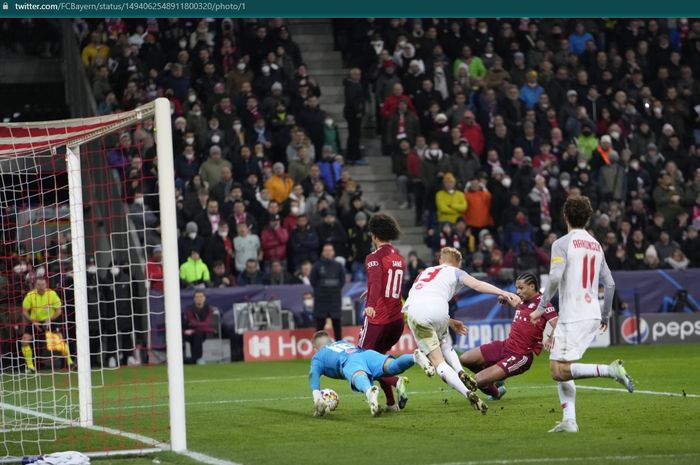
[77,18,700,290]
[335,18,700,279]
[77,18,376,289]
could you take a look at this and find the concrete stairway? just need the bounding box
[287,19,432,261]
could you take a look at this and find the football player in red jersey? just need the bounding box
[459,272,558,400]
[359,213,408,411]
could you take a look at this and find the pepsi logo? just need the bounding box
[620,316,649,344]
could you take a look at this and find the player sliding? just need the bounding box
[459,272,558,400]
[309,330,434,417]
[403,247,521,414]
[532,195,634,433]
[360,213,408,412]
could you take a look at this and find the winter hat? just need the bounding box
[600,135,612,144]
[355,211,368,222]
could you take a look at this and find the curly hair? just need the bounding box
[563,195,593,229]
[368,213,400,242]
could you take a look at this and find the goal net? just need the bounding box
[0,98,186,460]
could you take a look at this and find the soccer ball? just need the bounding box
[320,389,339,411]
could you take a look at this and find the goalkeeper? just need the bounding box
[21,277,73,371]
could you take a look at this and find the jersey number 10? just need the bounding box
[384,269,404,299]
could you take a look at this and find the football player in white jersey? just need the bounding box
[403,247,521,414]
[530,195,634,433]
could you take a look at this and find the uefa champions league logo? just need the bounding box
[620,316,649,344]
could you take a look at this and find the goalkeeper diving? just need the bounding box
[308,330,434,417]
[21,277,73,371]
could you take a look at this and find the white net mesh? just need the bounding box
[0,104,175,459]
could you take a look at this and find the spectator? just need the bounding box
[309,244,346,340]
[265,162,294,204]
[202,220,234,273]
[463,179,494,233]
[626,229,651,270]
[318,146,342,194]
[238,258,265,286]
[199,145,232,187]
[233,222,261,274]
[179,249,210,289]
[344,68,366,165]
[655,230,680,263]
[458,110,485,156]
[288,147,312,185]
[183,291,216,364]
[316,211,348,258]
[264,260,297,285]
[210,261,236,288]
[146,245,164,292]
[295,260,313,285]
[347,211,372,281]
[436,173,467,224]
[178,221,204,264]
[260,214,289,267]
[288,214,319,272]
[520,70,544,109]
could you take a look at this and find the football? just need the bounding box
[320,389,339,411]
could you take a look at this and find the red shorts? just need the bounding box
[479,340,533,378]
[358,318,404,353]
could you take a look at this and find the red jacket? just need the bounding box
[184,304,216,334]
[261,226,290,261]
[380,95,417,120]
[146,260,163,291]
[459,121,485,156]
[406,150,421,178]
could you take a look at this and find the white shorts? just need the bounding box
[404,298,449,356]
[550,319,601,362]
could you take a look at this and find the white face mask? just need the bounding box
[35,268,46,277]
[237,62,246,71]
[324,118,333,127]
[233,124,242,132]
[291,206,300,215]
[111,266,121,276]
[179,39,187,49]
[185,137,195,145]
[630,161,640,170]
[133,196,144,205]
[270,63,279,71]
[303,298,314,307]
[87,265,97,274]
[188,94,196,103]
[261,65,270,75]
[14,263,28,274]
[578,162,588,169]
[192,110,201,117]
[484,238,494,248]
[610,131,621,140]
[560,180,570,189]
[501,177,512,188]
[185,152,195,161]
[459,145,468,154]
[219,230,228,238]
[541,223,552,232]
[188,232,197,239]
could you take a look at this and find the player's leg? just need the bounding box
[382,353,415,375]
[359,320,399,408]
[350,370,381,417]
[474,365,507,400]
[458,346,487,373]
[21,332,35,371]
[441,340,476,391]
[548,322,580,432]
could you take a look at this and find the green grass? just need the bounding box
[4,344,700,465]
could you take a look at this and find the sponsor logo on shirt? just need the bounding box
[367,261,379,268]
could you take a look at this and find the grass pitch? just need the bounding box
[4,344,700,465]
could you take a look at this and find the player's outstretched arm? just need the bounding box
[462,275,521,306]
[598,257,616,331]
[309,360,329,417]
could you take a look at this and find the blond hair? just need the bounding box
[440,247,462,265]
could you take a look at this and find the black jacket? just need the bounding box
[309,258,346,317]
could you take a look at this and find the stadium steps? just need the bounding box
[288,19,432,261]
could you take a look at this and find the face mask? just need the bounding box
[630,161,640,170]
[324,118,333,127]
[459,146,468,154]
[185,137,195,145]
[304,298,314,307]
[219,230,228,238]
[14,263,27,274]
[291,206,300,215]
[233,123,242,132]
[179,39,187,49]
[478,27,488,34]
[237,62,246,71]
[35,268,46,277]
[653,107,662,116]
[192,110,201,117]
[87,265,97,274]
[560,180,570,189]
[541,223,552,232]
[270,63,279,71]
[261,65,270,75]
[431,149,440,156]
[111,266,121,276]
[610,131,621,139]
[133,197,144,205]
[501,177,512,188]
[211,134,221,144]
[484,238,494,248]
[188,94,196,103]
[188,232,197,239]
[185,152,194,161]
[578,162,587,169]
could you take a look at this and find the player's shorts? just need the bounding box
[404,297,450,355]
[479,340,533,377]
[550,319,600,362]
[358,317,404,353]
[342,350,391,391]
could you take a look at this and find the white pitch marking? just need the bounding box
[430,453,700,465]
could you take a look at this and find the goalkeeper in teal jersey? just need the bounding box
[309,330,435,417]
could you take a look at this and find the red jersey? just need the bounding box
[364,244,406,325]
[504,294,557,355]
